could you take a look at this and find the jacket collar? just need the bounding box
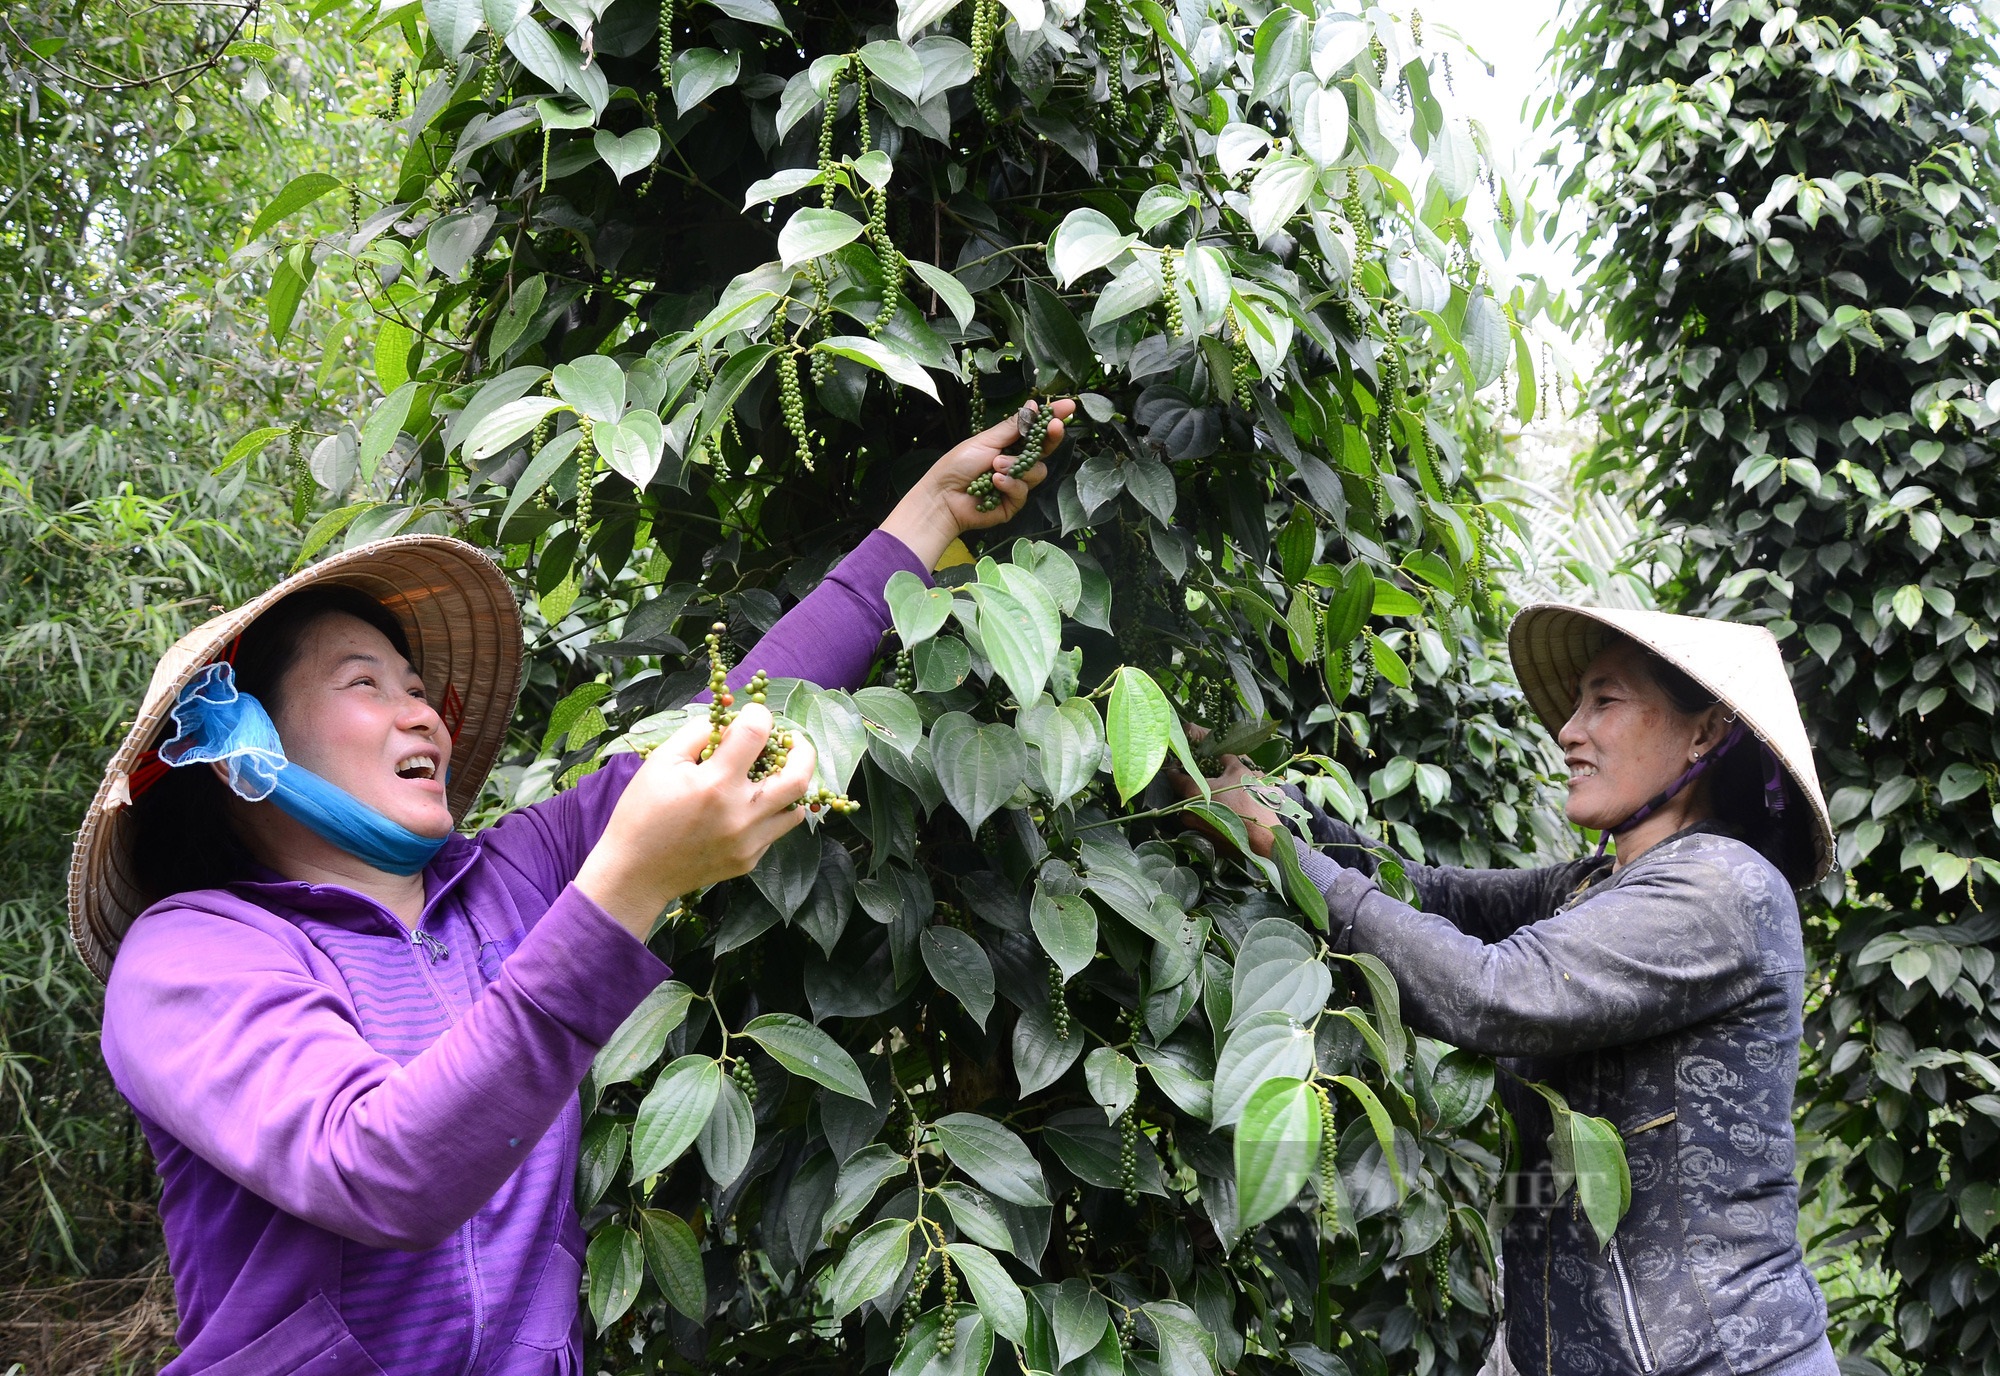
[227,832,485,935]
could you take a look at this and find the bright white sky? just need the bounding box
[1421,0,1586,299]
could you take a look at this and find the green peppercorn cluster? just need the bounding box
[1010,399,1050,479]
[894,648,915,692]
[1314,1082,1340,1233]
[852,59,872,153]
[1322,606,1353,700]
[1097,14,1126,126]
[808,267,833,382]
[1228,309,1256,410]
[817,64,844,209]
[968,399,1049,512]
[1161,252,1185,336]
[730,1056,759,1103]
[384,70,403,121]
[867,185,905,338]
[574,416,596,539]
[900,1250,931,1340]
[697,624,858,814]
[1430,1233,1452,1311]
[532,377,556,452]
[1047,959,1070,1038]
[700,628,778,770]
[971,0,998,74]
[970,0,1002,123]
[1117,1308,1137,1352]
[1375,344,1403,463]
[1117,1106,1139,1205]
[658,0,674,86]
[1413,411,1440,496]
[1188,674,1230,732]
[288,425,312,524]
[636,93,662,197]
[480,29,502,103]
[967,470,999,512]
[1345,181,1372,255]
[936,1254,959,1354]
[777,348,814,470]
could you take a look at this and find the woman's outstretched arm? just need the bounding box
[1304,836,1778,1056]
[489,404,1074,900]
[1179,753,1603,942]
[709,400,1075,694]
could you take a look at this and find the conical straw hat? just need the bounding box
[1507,603,1834,883]
[67,535,523,980]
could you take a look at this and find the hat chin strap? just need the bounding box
[1592,719,1769,858]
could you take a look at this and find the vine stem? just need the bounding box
[1071,766,1309,832]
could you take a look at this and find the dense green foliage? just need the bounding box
[245,0,1608,1370]
[1551,1,2000,1368]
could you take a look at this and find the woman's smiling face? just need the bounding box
[268,612,455,839]
[1557,639,1725,832]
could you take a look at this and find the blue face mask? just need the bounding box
[159,662,450,876]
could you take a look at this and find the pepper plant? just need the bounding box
[1550,1,2000,1368]
[241,0,1602,1370]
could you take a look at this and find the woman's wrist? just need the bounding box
[574,849,681,943]
[877,489,957,572]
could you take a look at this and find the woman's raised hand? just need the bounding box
[575,704,817,939]
[1168,732,1285,860]
[878,398,1076,570]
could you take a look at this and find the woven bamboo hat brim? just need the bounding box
[66,535,523,981]
[1507,603,1835,883]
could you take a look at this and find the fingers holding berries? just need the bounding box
[967,396,1074,517]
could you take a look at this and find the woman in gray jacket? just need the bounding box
[1194,604,1839,1376]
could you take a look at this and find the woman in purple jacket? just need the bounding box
[66,405,1068,1376]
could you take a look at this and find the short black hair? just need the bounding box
[1616,635,1815,886]
[128,586,412,901]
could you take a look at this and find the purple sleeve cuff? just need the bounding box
[712,529,932,695]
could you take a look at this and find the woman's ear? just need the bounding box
[1690,704,1734,761]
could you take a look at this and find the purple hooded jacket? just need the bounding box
[100,532,928,1376]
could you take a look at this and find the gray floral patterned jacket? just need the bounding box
[1292,813,1836,1376]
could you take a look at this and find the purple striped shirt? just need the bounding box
[100,531,928,1375]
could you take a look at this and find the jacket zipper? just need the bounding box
[402,928,487,1376]
[412,927,449,961]
[1606,1237,1656,1373]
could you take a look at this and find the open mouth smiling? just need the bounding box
[395,755,438,781]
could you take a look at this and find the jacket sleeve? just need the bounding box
[708,529,930,694]
[1287,795,1603,943]
[1305,848,1765,1056]
[102,885,669,1252]
[480,529,933,897]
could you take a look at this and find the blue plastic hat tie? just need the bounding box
[159,663,448,876]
